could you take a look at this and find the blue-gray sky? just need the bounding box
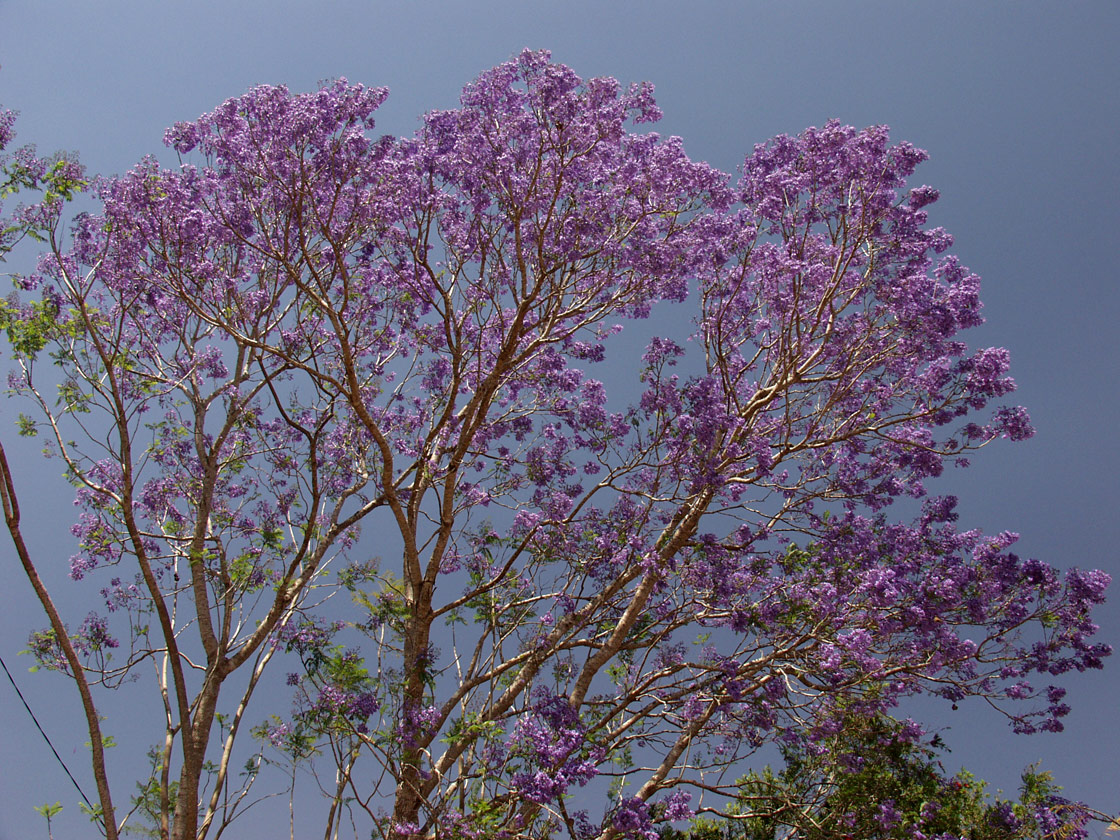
[1,2,1117,836]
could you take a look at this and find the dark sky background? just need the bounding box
[0,2,1117,837]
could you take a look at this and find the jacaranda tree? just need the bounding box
[0,50,1109,840]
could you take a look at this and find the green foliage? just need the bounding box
[123,747,178,838]
[33,802,63,819]
[23,627,65,673]
[661,712,1093,840]
[46,157,85,200]
[33,801,63,839]
[86,734,117,751]
[0,296,55,360]
[1,147,86,260]
[350,570,410,634]
[78,801,104,824]
[228,552,266,593]
[252,715,320,764]
[442,712,503,748]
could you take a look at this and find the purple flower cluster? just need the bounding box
[74,611,119,656]
[308,683,379,729]
[611,797,657,840]
[510,691,601,805]
[276,618,342,656]
[1,107,86,257]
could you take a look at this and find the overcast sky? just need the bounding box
[1,2,1118,837]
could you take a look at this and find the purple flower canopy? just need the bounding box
[1,49,1108,840]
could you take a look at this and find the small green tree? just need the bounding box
[661,712,1097,840]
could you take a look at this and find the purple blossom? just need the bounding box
[659,790,694,821]
[612,798,657,840]
[875,799,902,831]
[510,691,600,804]
[75,612,119,655]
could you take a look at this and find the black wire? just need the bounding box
[0,649,95,810]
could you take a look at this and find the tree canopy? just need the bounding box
[0,50,1109,840]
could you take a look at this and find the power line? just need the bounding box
[0,649,94,810]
